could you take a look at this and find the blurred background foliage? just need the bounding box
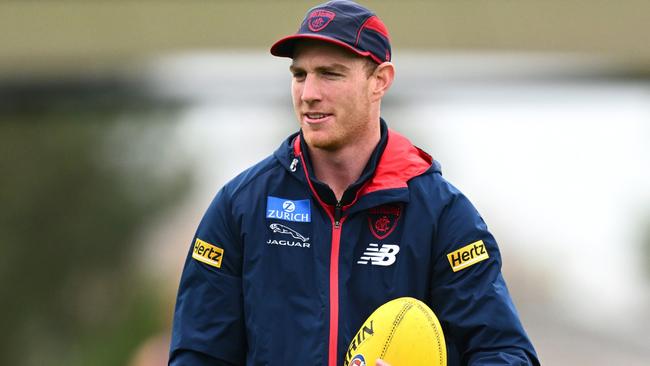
[1,1,649,365]
[0,87,189,365]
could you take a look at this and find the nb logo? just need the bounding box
[357,243,400,266]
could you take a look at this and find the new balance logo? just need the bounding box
[357,243,400,266]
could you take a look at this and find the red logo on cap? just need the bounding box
[308,10,336,32]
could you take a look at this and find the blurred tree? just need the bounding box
[0,97,189,366]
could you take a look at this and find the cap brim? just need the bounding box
[270,34,382,64]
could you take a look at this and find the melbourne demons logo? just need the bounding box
[367,203,402,240]
[307,10,336,32]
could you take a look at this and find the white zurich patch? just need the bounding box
[357,243,400,266]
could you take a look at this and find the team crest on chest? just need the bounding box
[367,203,402,240]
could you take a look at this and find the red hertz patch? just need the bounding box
[307,10,336,32]
[367,203,402,240]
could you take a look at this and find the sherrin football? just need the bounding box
[344,297,446,366]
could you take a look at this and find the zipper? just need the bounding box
[295,149,344,366]
[328,218,343,366]
[334,201,342,228]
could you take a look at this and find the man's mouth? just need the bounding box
[304,113,332,122]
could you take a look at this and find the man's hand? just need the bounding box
[376,359,391,366]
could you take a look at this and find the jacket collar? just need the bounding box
[274,118,439,209]
[297,119,389,206]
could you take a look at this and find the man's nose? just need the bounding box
[300,74,322,103]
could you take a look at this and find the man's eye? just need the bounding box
[323,71,341,77]
[292,72,306,79]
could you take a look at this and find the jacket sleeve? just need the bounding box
[169,186,246,365]
[429,190,539,366]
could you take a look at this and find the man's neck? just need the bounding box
[308,128,381,201]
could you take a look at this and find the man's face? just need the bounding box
[290,41,376,151]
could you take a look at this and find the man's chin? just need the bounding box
[302,133,341,152]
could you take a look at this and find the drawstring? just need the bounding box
[290,158,299,172]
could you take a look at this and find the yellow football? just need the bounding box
[344,297,447,366]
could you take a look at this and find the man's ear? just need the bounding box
[370,62,395,102]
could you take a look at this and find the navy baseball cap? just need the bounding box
[270,0,391,64]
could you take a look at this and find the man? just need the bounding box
[169,1,539,365]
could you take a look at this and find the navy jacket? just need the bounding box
[170,121,539,366]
